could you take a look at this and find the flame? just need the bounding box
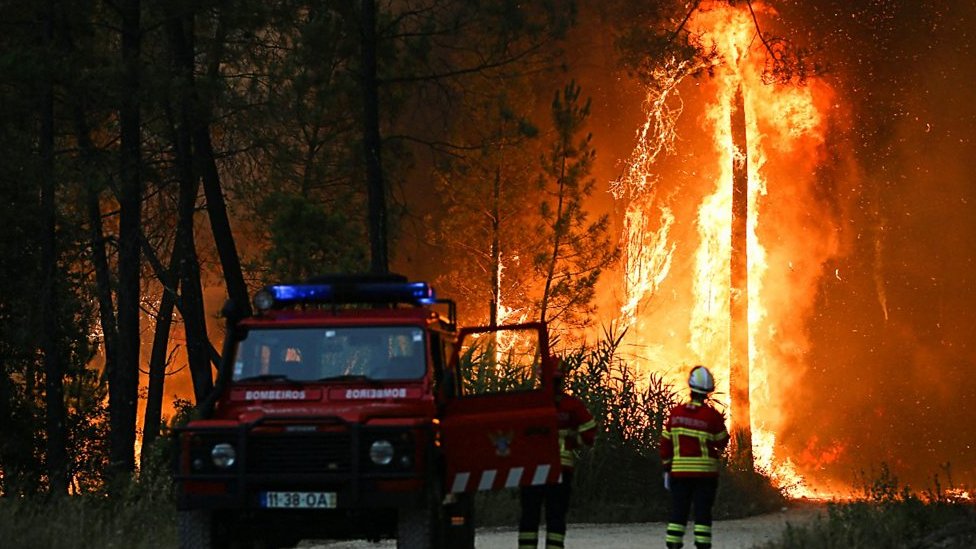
[617,2,841,497]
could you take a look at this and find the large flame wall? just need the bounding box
[613,1,976,496]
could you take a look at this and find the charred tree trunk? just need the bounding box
[39,0,67,495]
[360,0,389,274]
[110,0,142,480]
[729,85,753,466]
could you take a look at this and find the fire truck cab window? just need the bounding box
[457,329,543,396]
[232,326,426,382]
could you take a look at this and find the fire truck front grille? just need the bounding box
[246,434,352,474]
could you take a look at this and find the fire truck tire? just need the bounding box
[178,510,216,549]
[397,488,445,549]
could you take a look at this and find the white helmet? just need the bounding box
[688,365,715,394]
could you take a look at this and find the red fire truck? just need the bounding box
[174,274,562,548]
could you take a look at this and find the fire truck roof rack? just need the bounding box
[251,273,438,312]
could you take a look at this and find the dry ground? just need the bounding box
[303,502,826,549]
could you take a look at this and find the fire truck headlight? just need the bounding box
[211,443,237,468]
[253,290,275,311]
[369,440,395,465]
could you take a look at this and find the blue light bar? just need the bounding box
[254,281,437,310]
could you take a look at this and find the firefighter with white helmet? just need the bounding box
[660,365,729,549]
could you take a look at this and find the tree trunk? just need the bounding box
[197,129,251,317]
[141,261,177,465]
[39,0,67,495]
[189,2,251,318]
[76,106,119,388]
[110,0,142,480]
[489,165,501,327]
[729,85,753,467]
[539,154,567,325]
[360,0,388,274]
[166,1,214,403]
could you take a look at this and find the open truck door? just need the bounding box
[439,322,561,494]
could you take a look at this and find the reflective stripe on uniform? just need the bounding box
[666,522,686,544]
[545,530,565,548]
[694,523,712,544]
[519,530,538,548]
[670,426,722,473]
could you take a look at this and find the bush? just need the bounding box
[476,324,787,525]
[0,401,187,549]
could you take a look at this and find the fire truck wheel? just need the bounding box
[396,488,446,549]
[178,510,217,549]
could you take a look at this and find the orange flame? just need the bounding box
[616,2,840,498]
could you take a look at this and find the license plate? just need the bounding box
[260,491,337,509]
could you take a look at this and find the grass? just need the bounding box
[0,473,176,549]
[758,464,976,549]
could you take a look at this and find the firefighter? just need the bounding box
[660,365,729,549]
[518,362,597,549]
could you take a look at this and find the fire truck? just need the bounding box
[174,274,563,548]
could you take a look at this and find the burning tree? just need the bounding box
[607,0,833,491]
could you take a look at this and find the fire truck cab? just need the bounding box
[174,274,562,549]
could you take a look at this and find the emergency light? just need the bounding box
[252,280,436,311]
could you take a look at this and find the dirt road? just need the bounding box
[302,504,825,549]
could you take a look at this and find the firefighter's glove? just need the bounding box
[663,472,671,491]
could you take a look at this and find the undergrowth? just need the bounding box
[758,464,976,549]
[0,463,176,549]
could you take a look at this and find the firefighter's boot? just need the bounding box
[666,543,683,549]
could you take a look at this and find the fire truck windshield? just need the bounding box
[231,326,426,382]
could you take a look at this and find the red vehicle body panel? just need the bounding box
[174,286,561,546]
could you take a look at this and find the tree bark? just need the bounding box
[197,129,251,317]
[489,165,501,327]
[191,3,251,318]
[166,1,214,404]
[729,85,753,466]
[110,0,142,480]
[39,0,67,495]
[76,106,119,389]
[141,260,177,464]
[360,0,389,274]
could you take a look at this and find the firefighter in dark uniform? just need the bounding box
[518,364,597,548]
[660,365,729,549]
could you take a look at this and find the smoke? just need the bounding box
[771,0,976,491]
